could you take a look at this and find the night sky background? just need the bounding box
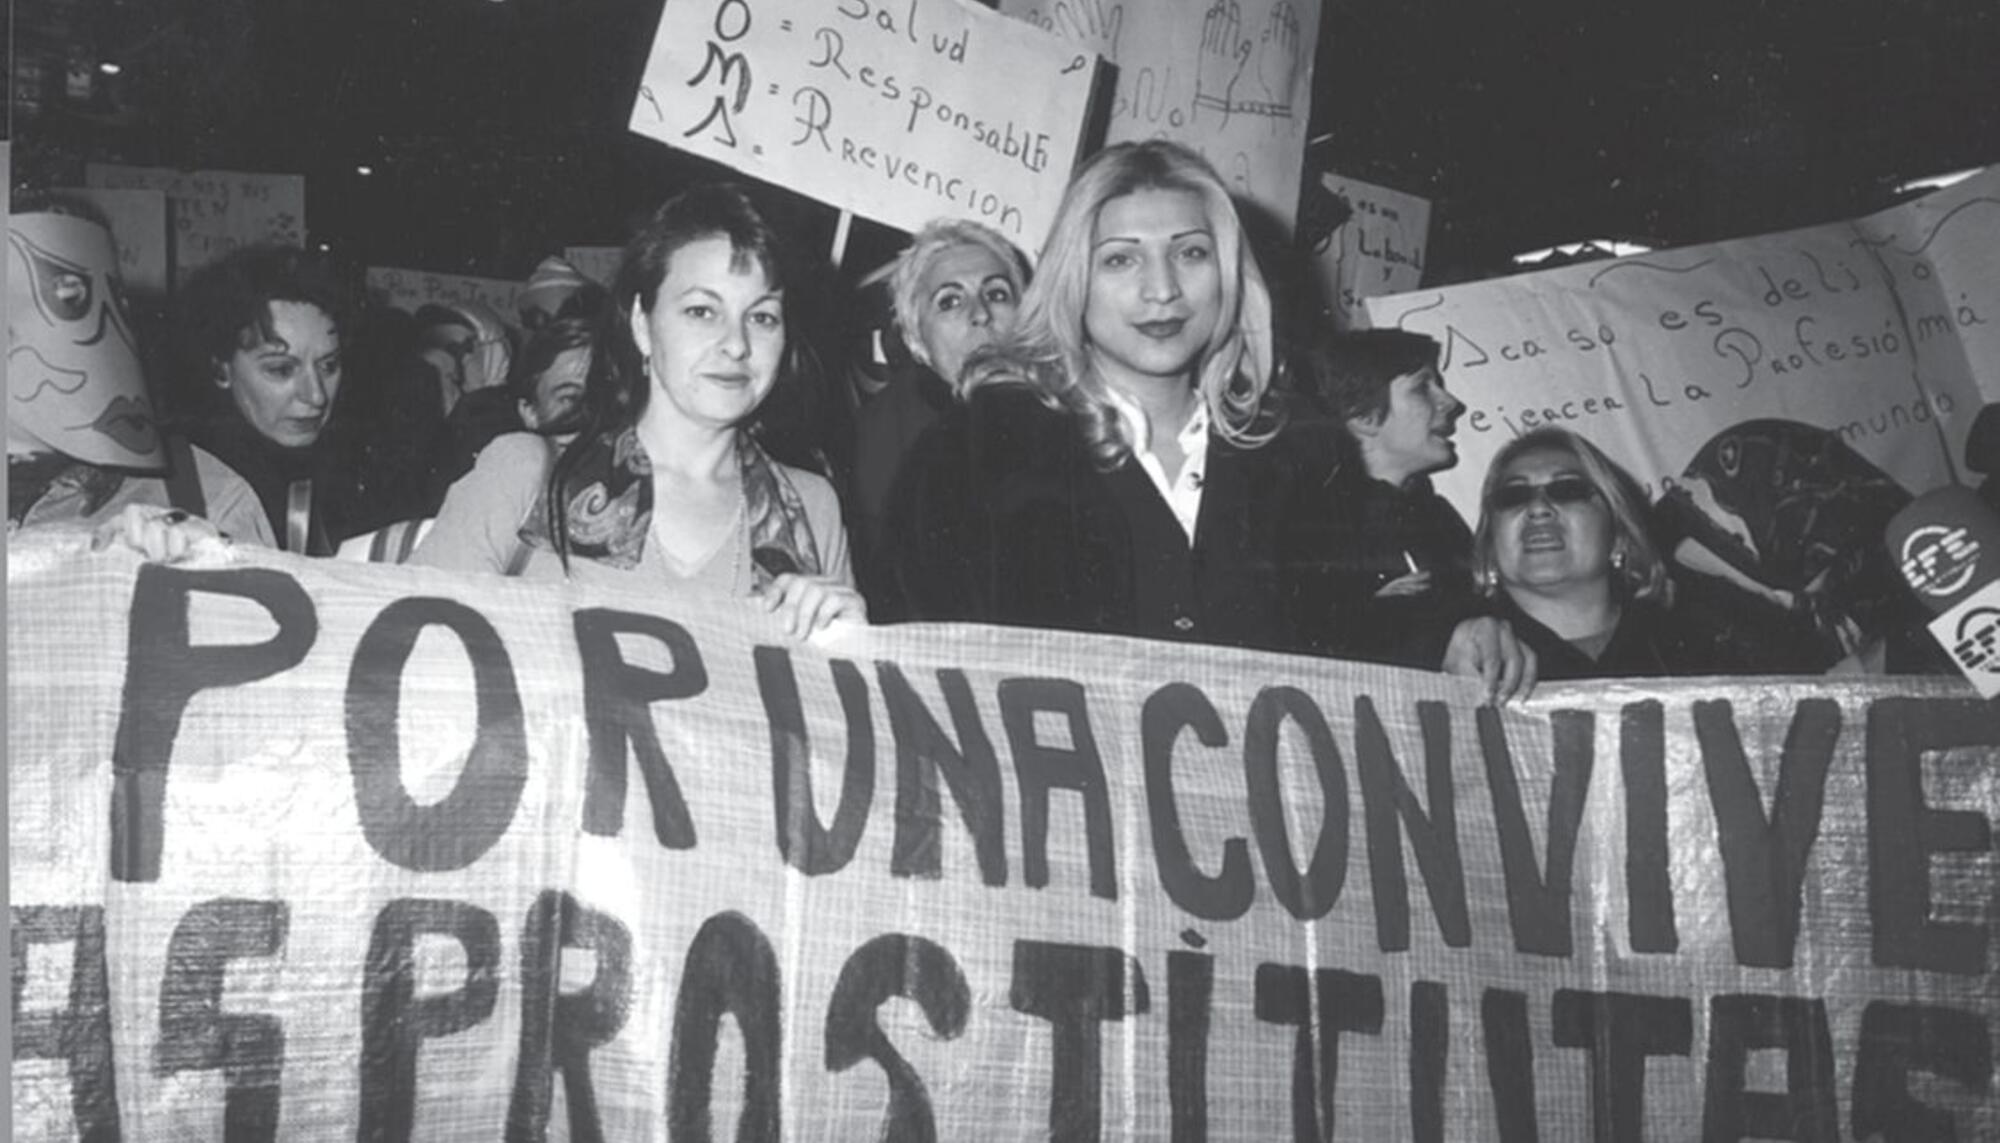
[12,0,2000,288]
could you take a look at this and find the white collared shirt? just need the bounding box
[1107,389,1210,542]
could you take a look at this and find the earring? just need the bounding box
[1610,546,1628,572]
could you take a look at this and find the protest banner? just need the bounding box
[82,164,306,285]
[365,267,524,317]
[998,0,1321,229]
[1360,166,2000,521]
[10,528,1996,1139]
[628,0,1096,249]
[1309,169,1430,330]
[55,188,171,297]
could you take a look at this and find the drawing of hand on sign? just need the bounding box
[1254,2,1301,128]
[1053,0,1126,62]
[1194,0,1251,127]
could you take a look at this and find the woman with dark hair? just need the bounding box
[1285,327,1481,665]
[174,244,359,553]
[1471,426,1816,678]
[428,294,609,501]
[413,184,861,638]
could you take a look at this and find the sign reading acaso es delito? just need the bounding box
[628,0,1098,248]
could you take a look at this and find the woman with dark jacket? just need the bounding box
[1470,427,1822,679]
[883,141,1533,696]
[881,141,1300,649]
[1285,327,1484,666]
[173,245,364,554]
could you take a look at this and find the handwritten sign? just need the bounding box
[1311,169,1430,329]
[11,531,1999,1138]
[999,0,1321,229]
[562,245,623,287]
[365,266,523,316]
[629,0,1096,247]
[1362,167,2000,518]
[54,188,171,297]
[82,164,305,284]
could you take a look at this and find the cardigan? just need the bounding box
[412,432,852,593]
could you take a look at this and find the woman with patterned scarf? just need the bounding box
[414,184,863,638]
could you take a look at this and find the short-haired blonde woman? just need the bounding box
[851,218,1029,579]
[1472,427,1813,678]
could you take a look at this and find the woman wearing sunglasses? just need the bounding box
[1471,427,1813,679]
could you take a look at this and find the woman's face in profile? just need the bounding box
[911,242,1019,391]
[1490,446,1615,595]
[632,234,785,433]
[1083,187,1222,390]
[219,300,342,448]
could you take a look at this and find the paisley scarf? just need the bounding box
[518,425,822,589]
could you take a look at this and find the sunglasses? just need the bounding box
[1486,475,1598,512]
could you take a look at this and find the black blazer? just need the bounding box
[879,384,1300,652]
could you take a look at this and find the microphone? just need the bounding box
[1884,485,2000,695]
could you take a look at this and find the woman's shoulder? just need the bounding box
[476,431,556,469]
[777,461,841,509]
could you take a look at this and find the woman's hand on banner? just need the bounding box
[761,573,869,640]
[91,504,231,566]
[1442,616,1538,705]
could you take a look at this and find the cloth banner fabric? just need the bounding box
[9,529,1997,1140]
[1360,166,2000,521]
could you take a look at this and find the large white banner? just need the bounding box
[1000,0,1322,229]
[1363,166,2000,519]
[630,0,1097,248]
[11,530,1998,1139]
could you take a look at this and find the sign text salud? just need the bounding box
[629,0,1098,246]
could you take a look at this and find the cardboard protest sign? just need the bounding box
[11,529,1997,1139]
[365,267,524,317]
[1310,169,1430,330]
[82,164,305,284]
[628,0,1095,248]
[999,0,1321,229]
[54,188,171,297]
[1362,166,2000,520]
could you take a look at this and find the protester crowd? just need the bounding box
[13,140,1943,694]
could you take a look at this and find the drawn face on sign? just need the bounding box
[7,212,162,469]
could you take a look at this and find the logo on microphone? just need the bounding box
[1899,524,1980,597]
[1949,606,2000,674]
